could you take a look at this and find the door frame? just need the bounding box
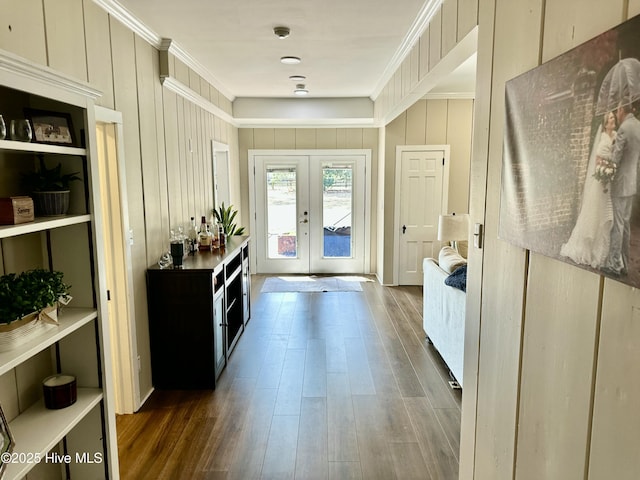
[393,145,450,285]
[95,105,141,413]
[248,149,372,275]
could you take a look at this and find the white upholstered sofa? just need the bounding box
[422,246,467,388]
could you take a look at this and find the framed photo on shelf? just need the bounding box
[0,402,15,476]
[25,108,75,146]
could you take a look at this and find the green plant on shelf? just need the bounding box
[22,155,81,192]
[0,269,71,324]
[212,203,245,236]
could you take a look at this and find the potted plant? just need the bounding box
[22,155,81,216]
[0,269,71,351]
[212,203,245,236]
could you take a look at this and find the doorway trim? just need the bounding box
[95,105,140,413]
[248,149,372,274]
[393,145,450,285]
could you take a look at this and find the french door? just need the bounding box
[251,150,369,274]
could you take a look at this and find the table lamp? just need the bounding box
[438,213,469,252]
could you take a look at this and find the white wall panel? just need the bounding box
[83,0,114,108]
[516,255,600,479]
[469,1,542,477]
[429,8,443,71]
[458,0,479,41]
[43,0,87,81]
[442,0,458,57]
[588,281,640,479]
[0,0,47,65]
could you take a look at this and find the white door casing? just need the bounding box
[95,106,140,413]
[395,145,450,285]
[249,149,370,275]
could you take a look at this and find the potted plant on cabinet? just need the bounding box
[212,203,245,236]
[0,269,71,351]
[22,155,81,216]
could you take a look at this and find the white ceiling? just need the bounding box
[107,0,475,101]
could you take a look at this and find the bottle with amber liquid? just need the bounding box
[198,215,212,251]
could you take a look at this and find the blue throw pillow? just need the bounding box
[445,264,467,292]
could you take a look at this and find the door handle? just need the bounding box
[300,219,308,224]
[402,225,406,234]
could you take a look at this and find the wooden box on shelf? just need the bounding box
[0,196,34,225]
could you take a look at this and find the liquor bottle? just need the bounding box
[198,215,212,251]
[217,222,226,247]
[187,216,198,254]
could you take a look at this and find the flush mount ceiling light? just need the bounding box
[280,56,301,65]
[289,75,306,81]
[294,84,309,96]
[273,26,290,39]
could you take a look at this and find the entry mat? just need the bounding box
[261,275,365,293]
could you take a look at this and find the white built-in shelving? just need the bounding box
[4,388,103,479]
[0,214,92,239]
[0,48,118,479]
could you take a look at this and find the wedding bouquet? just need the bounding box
[593,156,617,187]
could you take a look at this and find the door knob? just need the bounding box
[300,219,308,223]
[402,225,407,234]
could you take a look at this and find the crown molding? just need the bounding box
[158,39,235,101]
[93,0,234,101]
[371,0,444,100]
[161,76,235,125]
[92,0,161,46]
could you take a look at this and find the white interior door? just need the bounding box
[252,150,368,274]
[397,147,447,285]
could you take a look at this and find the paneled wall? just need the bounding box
[238,128,379,271]
[374,0,478,121]
[380,98,473,284]
[0,0,238,404]
[463,0,640,478]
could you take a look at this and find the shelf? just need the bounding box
[3,388,103,480]
[0,308,97,376]
[0,214,91,239]
[0,139,86,156]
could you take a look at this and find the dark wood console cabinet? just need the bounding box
[146,236,250,389]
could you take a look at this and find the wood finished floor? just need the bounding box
[116,275,461,480]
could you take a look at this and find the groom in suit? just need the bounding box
[606,103,640,275]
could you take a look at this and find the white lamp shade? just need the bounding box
[438,214,469,241]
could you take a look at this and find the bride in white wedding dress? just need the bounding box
[560,112,617,268]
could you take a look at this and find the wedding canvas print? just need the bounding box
[500,13,640,288]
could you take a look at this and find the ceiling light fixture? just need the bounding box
[294,84,309,96]
[289,75,306,81]
[280,56,301,65]
[273,26,290,39]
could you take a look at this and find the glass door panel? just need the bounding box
[322,166,353,258]
[266,167,298,259]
